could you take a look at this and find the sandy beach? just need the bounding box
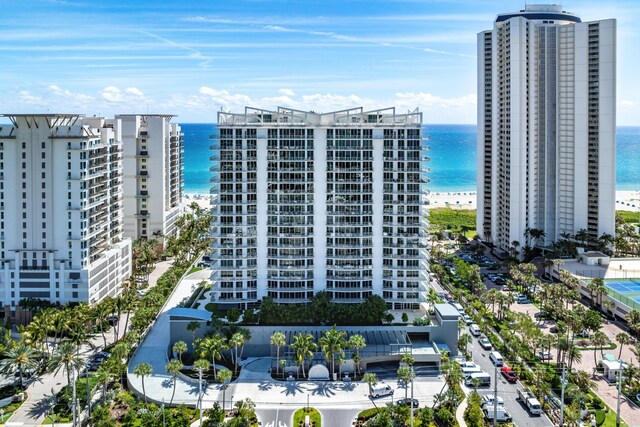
[427,190,640,211]
[185,190,640,212]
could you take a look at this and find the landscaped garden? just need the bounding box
[293,407,321,427]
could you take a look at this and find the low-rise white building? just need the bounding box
[0,115,132,318]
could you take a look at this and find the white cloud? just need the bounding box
[199,87,252,106]
[125,87,145,97]
[620,100,637,107]
[101,86,147,104]
[278,88,295,96]
[394,92,477,109]
[48,84,94,102]
[17,91,44,105]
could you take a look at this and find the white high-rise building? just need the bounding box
[0,115,132,313]
[210,107,429,310]
[477,4,616,255]
[117,114,183,240]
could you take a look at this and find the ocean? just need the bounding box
[181,124,640,194]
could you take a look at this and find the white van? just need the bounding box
[370,383,394,398]
[489,351,504,366]
[469,324,481,336]
[465,372,491,387]
[450,302,465,314]
[462,365,483,376]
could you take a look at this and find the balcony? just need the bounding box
[136,210,150,219]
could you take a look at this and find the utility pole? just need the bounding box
[72,366,77,427]
[85,364,91,420]
[617,361,623,427]
[410,366,415,427]
[493,365,498,427]
[560,364,566,426]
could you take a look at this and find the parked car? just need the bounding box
[549,326,560,333]
[462,314,473,325]
[500,366,518,383]
[481,395,505,407]
[397,398,420,408]
[479,337,493,350]
[534,311,550,320]
[535,351,553,360]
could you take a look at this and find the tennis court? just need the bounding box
[604,279,640,294]
[601,278,640,310]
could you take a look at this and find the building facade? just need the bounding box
[477,4,616,255]
[0,115,132,314]
[210,107,429,310]
[117,115,183,240]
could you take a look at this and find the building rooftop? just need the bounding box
[434,303,460,319]
[217,106,422,127]
[496,4,581,24]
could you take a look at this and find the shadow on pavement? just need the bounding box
[282,381,304,396]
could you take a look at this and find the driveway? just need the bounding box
[233,358,444,426]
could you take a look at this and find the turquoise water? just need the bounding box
[181,124,640,194]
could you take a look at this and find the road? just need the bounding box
[468,333,554,427]
[257,407,294,427]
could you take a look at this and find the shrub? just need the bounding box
[435,407,456,427]
[595,409,606,426]
[591,395,605,410]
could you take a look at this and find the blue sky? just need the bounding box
[1,0,639,124]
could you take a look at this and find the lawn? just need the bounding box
[293,407,321,427]
[616,210,640,224]
[187,267,203,275]
[428,208,476,234]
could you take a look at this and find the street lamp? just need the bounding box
[617,360,624,427]
[410,366,415,427]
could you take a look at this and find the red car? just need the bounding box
[500,366,518,383]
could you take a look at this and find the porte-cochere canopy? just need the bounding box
[308,364,330,380]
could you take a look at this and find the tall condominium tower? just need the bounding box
[210,107,429,310]
[0,115,132,314]
[117,115,184,240]
[477,4,616,255]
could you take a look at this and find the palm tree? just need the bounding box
[196,335,227,381]
[397,366,413,399]
[94,365,115,404]
[591,331,609,363]
[134,363,153,403]
[363,372,378,396]
[458,333,473,355]
[401,353,415,368]
[48,341,83,386]
[229,332,245,376]
[217,369,233,411]
[187,321,202,347]
[0,342,39,388]
[92,302,112,350]
[348,334,366,375]
[166,359,183,406]
[291,332,317,379]
[626,310,640,339]
[617,332,632,359]
[173,341,188,364]
[318,326,347,377]
[193,358,209,422]
[270,332,286,376]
